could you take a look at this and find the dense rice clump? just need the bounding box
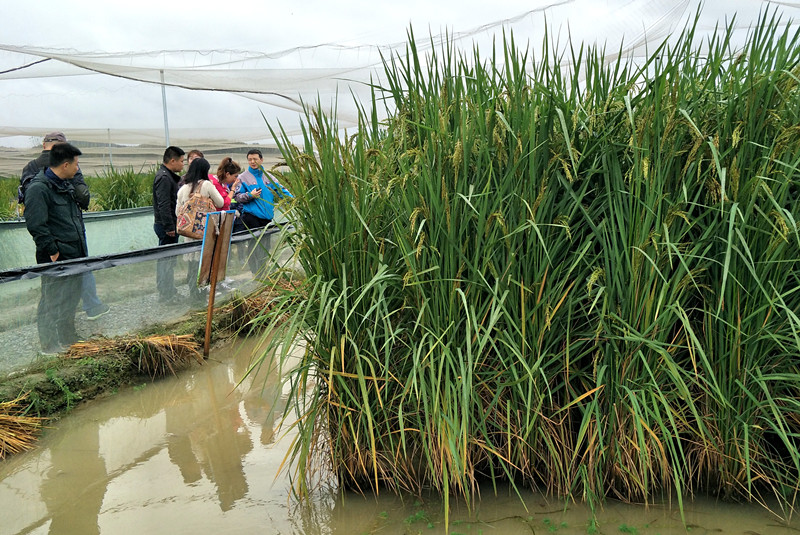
[255,11,800,524]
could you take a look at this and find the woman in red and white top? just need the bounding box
[209,157,242,211]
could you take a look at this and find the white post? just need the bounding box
[107,128,113,169]
[160,69,170,147]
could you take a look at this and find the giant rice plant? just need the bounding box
[253,10,800,525]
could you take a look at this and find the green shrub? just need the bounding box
[86,165,155,211]
[0,177,21,220]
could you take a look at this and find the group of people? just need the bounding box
[152,145,291,304]
[23,132,291,354]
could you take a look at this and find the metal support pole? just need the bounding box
[107,128,113,169]
[160,69,170,147]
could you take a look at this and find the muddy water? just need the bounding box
[1,337,799,535]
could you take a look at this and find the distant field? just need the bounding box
[0,143,283,178]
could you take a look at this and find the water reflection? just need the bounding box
[0,337,295,535]
[40,417,106,534]
[2,337,800,535]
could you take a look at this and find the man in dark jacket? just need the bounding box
[21,132,110,320]
[152,146,186,302]
[24,143,87,353]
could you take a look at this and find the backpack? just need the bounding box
[18,162,40,204]
[177,189,217,239]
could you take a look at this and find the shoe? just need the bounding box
[40,344,66,356]
[158,292,180,303]
[161,295,187,307]
[86,303,110,320]
[218,281,235,292]
[157,288,180,303]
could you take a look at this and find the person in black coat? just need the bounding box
[24,143,87,353]
[152,145,186,303]
[21,132,109,320]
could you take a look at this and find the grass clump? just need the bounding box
[254,9,800,526]
[85,165,155,211]
[0,177,21,220]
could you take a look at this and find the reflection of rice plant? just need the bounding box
[87,165,155,210]
[253,9,800,529]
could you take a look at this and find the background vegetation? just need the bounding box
[257,10,800,524]
[0,166,154,219]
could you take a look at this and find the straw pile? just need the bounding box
[218,277,302,333]
[64,334,203,378]
[0,394,45,459]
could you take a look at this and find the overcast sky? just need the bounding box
[1,0,798,147]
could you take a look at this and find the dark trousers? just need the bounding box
[80,272,103,313]
[240,213,270,276]
[37,260,82,350]
[154,223,179,299]
[187,258,200,299]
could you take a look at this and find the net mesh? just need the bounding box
[0,228,290,376]
[1,0,798,146]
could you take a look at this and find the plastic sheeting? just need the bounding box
[0,206,289,272]
[0,227,288,376]
[0,207,156,272]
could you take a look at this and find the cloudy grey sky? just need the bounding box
[1,0,797,147]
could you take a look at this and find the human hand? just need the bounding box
[50,252,60,261]
[252,188,262,199]
[167,230,176,237]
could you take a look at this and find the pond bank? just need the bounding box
[0,285,276,440]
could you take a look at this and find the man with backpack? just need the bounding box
[20,132,110,320]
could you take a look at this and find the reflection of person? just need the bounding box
[176,158,224,302]
[233,149,292,274]
[152,146,186,304]
[40,417,107,534]
[24,143,87,353]
[164,356,255,512]
[21,132,110,320]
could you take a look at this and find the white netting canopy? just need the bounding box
[1,0,798,146]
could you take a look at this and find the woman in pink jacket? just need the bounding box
[209,157,242,211]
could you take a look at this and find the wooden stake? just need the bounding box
[204,213,234,358]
